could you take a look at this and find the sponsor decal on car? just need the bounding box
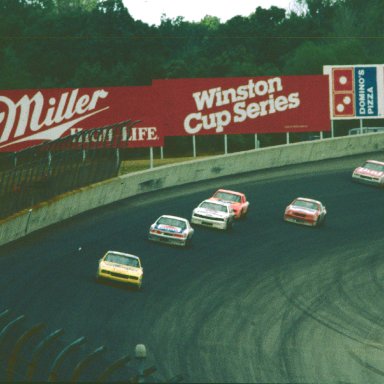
[156,224,182,233]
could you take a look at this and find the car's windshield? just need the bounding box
[214,191,241,203]
[293,199,319,210]
[363,161,384,172]
[200,201,228,212]
[157,217,186,229]
[105,253,140,267]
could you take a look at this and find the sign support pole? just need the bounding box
[149,147,153,169]
[192,136,196,158]
[224,135,228,155]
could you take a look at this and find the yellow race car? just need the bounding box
[96,250,143,289]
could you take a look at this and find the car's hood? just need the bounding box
[194,207,228,218]
[155,224,183,233]
[355,167,384,178]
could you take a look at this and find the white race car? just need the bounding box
[352,159,384,187]
[191,199,235,230]
[148,215,194,247]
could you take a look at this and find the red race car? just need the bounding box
[210,189,250,219]
[284,197,327,227]
[352,159,384,187]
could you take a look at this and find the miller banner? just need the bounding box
[0,86,163,152]
[323,64,384,119]
[0,74,331,152]
[152,75,330,136]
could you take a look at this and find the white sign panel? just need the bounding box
[323,64,384,119]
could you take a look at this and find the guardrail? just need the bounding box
[1,132,384,248]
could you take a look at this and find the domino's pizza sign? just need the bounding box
[355,67,377,116]
[323,65,384,119]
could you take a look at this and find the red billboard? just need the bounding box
[0,86,163,152]
[152,75,330,136]
[0,75,331,152]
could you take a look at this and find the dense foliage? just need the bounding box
[0,0,383,90]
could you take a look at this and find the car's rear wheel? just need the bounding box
[184,237,192,247]
[320,215,326,226]
[316,215,325,227]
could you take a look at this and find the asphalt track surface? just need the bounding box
[2,152,384,383]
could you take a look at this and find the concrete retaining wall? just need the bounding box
[1,133,384,246]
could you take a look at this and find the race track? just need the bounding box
[2,152,384,383]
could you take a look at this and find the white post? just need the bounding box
[160,146,164,160]
[149,147,153,169]
[25,209,32,235]
[331,120,334,138]
[360,118,363,134]
[224,134,228,155]
[115,148,119,171]
[255,134,259,148]
[48,151,52,176]
[192,135,196,157]
[135,344,147,384]
[286,132,290,144]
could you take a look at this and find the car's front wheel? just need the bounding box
[241,209,248,219]
[226,219,233,231]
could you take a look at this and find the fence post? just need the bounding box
[6,322,46,382]
[70,345,106,383]
[96,354,131,383]
[26,328,63,381]
[47,336,86,382]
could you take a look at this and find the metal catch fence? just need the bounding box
[0,308,183,383]
[0,120,137,220]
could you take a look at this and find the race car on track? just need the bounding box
[191,199,235,230]
[96,250,143,288]
[148,215,194,247]
[352,159,384,187]
[284,197,327,227]
[210,189,250,219]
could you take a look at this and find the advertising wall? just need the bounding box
[153,75,330,136]
[323,64,384,119]
[0,86,163,152]
[0,74,332,152]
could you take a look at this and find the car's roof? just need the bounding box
[203,198,231,206]
[106,250,140,260]
[293,197,322,205]
[364,160,384,165]
[158,214,188,221]
[214,188,244,196]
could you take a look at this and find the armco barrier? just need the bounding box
[1,133,384,247]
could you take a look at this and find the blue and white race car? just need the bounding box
[148,215,194,247]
